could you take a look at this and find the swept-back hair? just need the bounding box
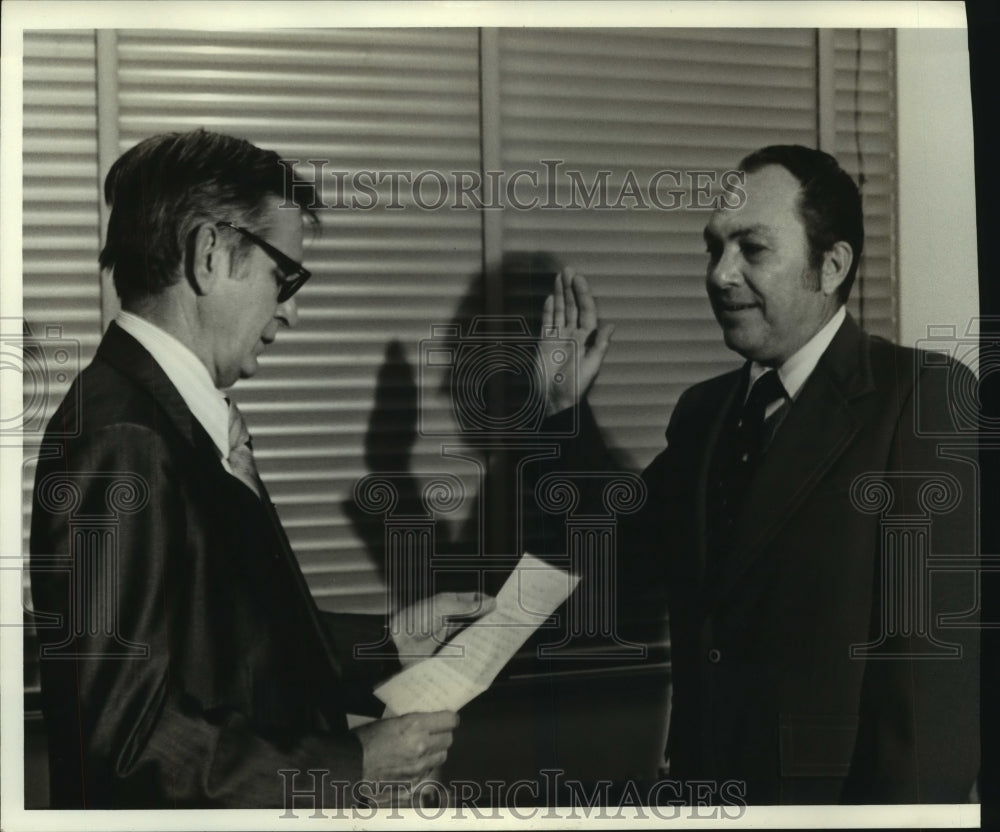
[99,129,318,304]
[740,144,864,304]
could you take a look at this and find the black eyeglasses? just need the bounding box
[216,221,311,302]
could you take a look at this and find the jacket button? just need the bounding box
[708,648,721,663]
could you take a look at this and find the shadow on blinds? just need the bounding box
[342,251,640,667]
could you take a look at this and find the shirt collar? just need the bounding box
[748,305,847,401]
[115,310,230,460]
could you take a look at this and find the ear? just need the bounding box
[187,222,230,296]
[819,240,853,297]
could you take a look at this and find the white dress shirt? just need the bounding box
[747,305,847,418]
[115,310,232,469]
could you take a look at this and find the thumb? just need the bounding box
[580,323,614,389]
[440,591,492,617]
[591,322,615,360]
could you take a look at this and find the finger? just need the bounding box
[441,608,491,637]
[397,760,428,778]
[575,273,598,333]
[563,270,578,328]
[396,730,452,771]
[419,729,454,754]
[438,591,494,618]
[425,750,448,771]
[413,762,444,788]
[589,322,615,364]
[541,292,554,331]
[552,273,565,329]
[474,594,496,614]
[409,710,460,732]
[365,782,398,806]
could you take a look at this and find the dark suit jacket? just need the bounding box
[30,323,398,808]
[537,314,980,803]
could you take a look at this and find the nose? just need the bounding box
[276,295,299,328]
[707,244,741,289]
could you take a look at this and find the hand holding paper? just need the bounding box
[375,553,580,715]
[353,710,458,784]
[390,590,496,666]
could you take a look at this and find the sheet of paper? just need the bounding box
[374,553,579,715]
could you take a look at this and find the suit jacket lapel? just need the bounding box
[259,489,346,680]
[97,322,346,684]
[695,372,743,583]
[709,314,874,605]
[96,322,220,463]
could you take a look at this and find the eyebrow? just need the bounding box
[703,223,773,242]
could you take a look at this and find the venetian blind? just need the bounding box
[21,30,103,694]
[497,28,896,468]
[834,28,896,342]
[19,27,899,628]
[113,29,484,612]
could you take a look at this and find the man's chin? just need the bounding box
[723,335,788,368]
[236,357,260,383]
[721,325,758,357]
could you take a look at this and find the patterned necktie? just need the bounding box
[707,369,789,566]
[227,398,263,499]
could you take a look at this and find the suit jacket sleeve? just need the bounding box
[320,612,401,716]
[528,399,675,641]
[842,358,980,802]
[31,423,365,808]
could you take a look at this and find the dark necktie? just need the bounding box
[707,369,788,566]
[227,398,263,499]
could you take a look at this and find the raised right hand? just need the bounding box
[540,269,614,416]
[353,710,457,787]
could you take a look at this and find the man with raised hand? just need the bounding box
[536,145,979,803]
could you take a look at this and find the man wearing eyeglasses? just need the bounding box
[29,129,486,808]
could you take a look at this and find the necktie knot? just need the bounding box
[226,399,262,498]
[742,369,787,427]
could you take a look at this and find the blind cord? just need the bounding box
[854,27,867,324]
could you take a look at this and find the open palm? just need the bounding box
[540,269,615,416]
